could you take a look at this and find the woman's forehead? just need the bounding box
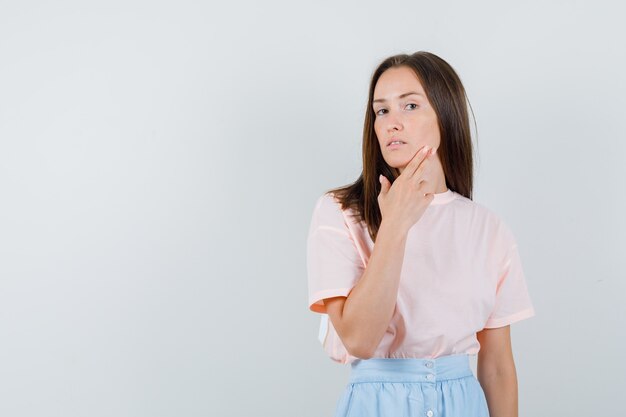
[374,67,425,100]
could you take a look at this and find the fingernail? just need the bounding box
[423,146,430,154]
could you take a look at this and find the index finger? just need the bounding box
[402,145,432,178]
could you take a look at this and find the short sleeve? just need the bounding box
[306,193,365,314]
[483,229,536,329]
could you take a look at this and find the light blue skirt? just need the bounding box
[334,354,489,417]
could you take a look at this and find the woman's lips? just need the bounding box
[387,142,406,149]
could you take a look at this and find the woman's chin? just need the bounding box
[384,157,410,171]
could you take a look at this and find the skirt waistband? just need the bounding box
[349,353,473,383]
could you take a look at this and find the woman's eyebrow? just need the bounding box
[373,91,424,103]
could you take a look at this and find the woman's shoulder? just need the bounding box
[313,191,343,213]
[310,190,365,232]
[314,190,359,213]
[310,191,350,226]
[451,193,511,230]
[453,193,517,243]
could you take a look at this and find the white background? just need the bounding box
[1,1,625,416]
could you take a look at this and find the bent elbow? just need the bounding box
[345,339,376,360]
[355,350,375,360]
[347,346,374,360]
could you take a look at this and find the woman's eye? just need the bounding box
[406,103,418,110]
[375,109,387,116]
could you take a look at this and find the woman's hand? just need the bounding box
[378,145,438,233]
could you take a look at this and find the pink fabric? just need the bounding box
[306,189,536,364]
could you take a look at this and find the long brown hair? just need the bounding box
[327,51,477,242]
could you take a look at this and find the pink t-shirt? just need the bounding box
[306,188,536,364]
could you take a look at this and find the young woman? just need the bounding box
[306,51,536,417]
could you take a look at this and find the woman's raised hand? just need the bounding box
[378,145,438,233]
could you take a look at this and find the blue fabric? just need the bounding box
[333,354,489,417]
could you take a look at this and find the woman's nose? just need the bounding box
[386,113,402,132]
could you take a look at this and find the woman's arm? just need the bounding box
[322,146,436,359]
[476,325,519,417]
[323,219,409,359]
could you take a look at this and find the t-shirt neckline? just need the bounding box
[430,188,456,205]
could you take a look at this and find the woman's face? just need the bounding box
[373,66,441,174]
